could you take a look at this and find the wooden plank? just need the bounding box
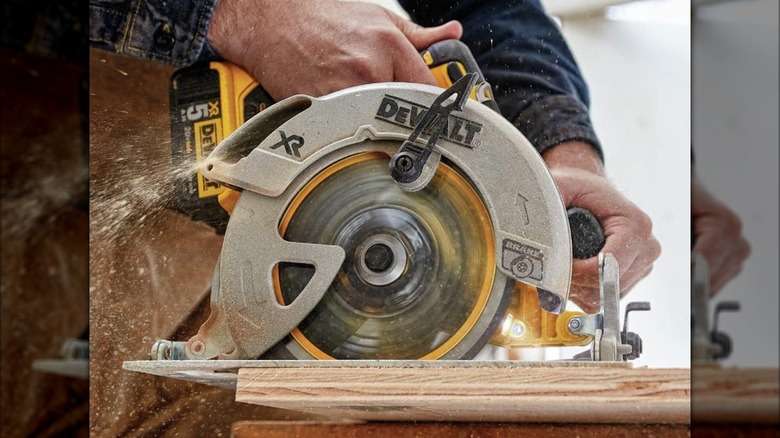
[231,421,691,438]
[122,359,631,390]
[235,364,690,423]
[692,366,779,425]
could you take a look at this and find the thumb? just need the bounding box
[389,15,463,50]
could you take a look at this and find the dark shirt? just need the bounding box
[88,0,601,158]
[401,0,601,158]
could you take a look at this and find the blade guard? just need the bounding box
[195,83,573,359]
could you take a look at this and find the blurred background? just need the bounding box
[693,0,779,369]
[1,1,89,436]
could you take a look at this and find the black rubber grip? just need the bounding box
[567,207,605,259]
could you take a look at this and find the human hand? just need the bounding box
[692,177,750,295]
[207,0,462,100]
[543,142,661,312]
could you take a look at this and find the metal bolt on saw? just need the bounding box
[150,75,651,363]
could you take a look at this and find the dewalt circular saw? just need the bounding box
[152,41,649,363]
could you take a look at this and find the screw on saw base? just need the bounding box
[568,318,582,331]
[190,340,205,355]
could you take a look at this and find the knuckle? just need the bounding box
[347,56,381,82]
[634,210,654,239]
[645,239,662,262]
[376,27,405,49]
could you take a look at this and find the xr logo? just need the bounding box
[270,130,305,158]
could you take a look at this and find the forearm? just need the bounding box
[542,141,603,174]
[400,0,603,160]
[89,0,220,66]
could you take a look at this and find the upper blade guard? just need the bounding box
[202,83,573,311]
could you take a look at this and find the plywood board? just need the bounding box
[123,359,631,390]
[234,363,690,423]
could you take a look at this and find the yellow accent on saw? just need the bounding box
[490,282,592,348]
[429,62,481,102]
[217,187,240,215]
[198,62,257,202]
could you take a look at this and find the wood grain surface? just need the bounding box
[235,364,691,423]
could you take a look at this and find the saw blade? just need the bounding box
[270,152,499,359]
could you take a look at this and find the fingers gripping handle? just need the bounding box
[567,207,606,259]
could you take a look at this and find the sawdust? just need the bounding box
[89,137,200,248]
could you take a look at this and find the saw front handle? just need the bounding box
[567,207,606,260]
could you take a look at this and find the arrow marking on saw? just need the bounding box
[515,193,530,226]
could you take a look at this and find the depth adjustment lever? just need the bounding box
[569,253,651,362]
[390,73,478,192]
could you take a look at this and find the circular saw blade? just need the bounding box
[271,152,501,359]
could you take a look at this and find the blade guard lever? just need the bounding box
[390,73,477,191]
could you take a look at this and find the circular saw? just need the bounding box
[151,74,649,363]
